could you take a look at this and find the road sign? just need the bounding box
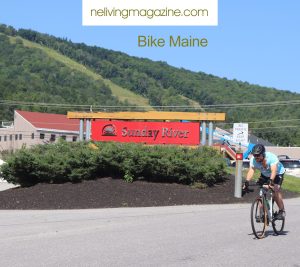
[236,153,243,160]
[233,123,248,144]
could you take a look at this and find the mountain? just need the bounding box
[0,24,299,145]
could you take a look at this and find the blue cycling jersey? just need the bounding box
[250,152,285,177]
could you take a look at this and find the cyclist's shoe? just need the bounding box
[275,210,286,220]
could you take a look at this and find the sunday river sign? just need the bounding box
[91,120,200,145]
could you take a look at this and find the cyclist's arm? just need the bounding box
[269,163,278,183]
[243,166,255,189]
[246,166,255,182]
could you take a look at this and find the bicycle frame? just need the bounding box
[259,185,273,224]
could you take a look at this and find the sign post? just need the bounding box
[233,123,248,198]
[234,150,243,198]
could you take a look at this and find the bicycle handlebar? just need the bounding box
[242,180,274,197]
[242,181,274,197]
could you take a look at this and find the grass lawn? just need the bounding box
[282,175,300,194]
[226,167,300,194]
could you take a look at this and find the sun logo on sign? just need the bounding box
[102,124,117,136]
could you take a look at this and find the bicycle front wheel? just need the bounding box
[251,198,267,239]
[272,200,285,235]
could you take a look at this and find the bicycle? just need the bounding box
[243,181,285,239]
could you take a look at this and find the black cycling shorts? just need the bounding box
[260,173,284,186]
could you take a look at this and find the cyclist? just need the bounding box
[243,144,286,219]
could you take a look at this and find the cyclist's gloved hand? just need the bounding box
[242,180,249,197]
[243,180,249,189]
[268,179,275,187]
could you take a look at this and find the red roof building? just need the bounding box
[0,110,81,152]
[16,110,80,132]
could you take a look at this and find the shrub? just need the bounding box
[1,140,100,185]
[1,141,227,186]
[1,149,39,186]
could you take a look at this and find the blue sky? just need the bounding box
[1,0,299,93]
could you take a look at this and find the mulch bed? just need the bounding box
[0,175,299,209]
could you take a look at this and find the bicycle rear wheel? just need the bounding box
[251,198,267,239]
[272,200,285,235]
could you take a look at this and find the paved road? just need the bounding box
[0,198,299,267]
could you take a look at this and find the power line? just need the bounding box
[202,100,300,108]
[251,125,300,130]
[217,118,300,125]
[3,119,300,129]
[1,99,300,110]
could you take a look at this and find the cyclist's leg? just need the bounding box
[256,175,268,217]
[273,174,285,214]
[272,175,285,232]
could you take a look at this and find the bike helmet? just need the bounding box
[251,144,266,156]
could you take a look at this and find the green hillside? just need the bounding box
[8,35,152,108]
[0,34,123,118]
[0,24,299,145]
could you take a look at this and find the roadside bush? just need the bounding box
[1,149,38,186]
[1,140,100,185]
[1,141,227,186]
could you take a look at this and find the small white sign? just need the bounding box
[233,123,248,145]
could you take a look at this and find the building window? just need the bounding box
[40,133,45,139]
[19,134,22,140]
[10,135,12,141]
[0,136,1,142]
[4,136,7,142]
[61,135,66,140]
[15,134,18,140]
[50,134,56,142]
[31,133,34,139]
[72,136,77,142]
